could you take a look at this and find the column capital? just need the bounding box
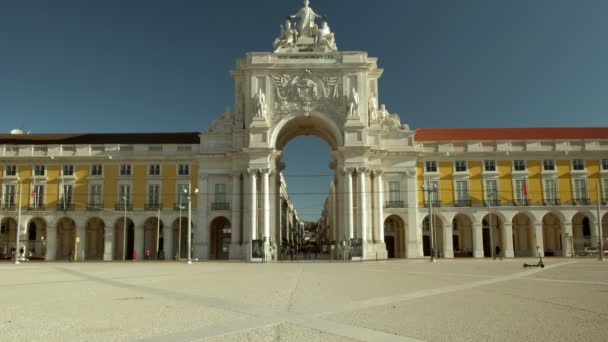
[356,167,370,175]
[343,167,355,175]
[247,168,259,175]
[372,169,384,177]
[260,168,272,175]
[503,222,513,228]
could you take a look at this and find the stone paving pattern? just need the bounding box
[1,258,607,341]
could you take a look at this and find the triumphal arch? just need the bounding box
[197,0,418,260]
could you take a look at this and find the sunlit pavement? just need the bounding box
[1,258,607,342]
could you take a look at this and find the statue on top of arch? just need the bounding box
[273,0,338,52]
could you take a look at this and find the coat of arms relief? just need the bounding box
[269,70,347,125]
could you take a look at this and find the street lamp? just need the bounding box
[15,178,23,265]
[183,184,199,264]
[122,195,127,261]
[487,189,496,260]
[422,181,438,262]
[178,204,185,260]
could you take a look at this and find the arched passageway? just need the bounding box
[452,214,473,257]
[172,217,189,260]
[482,214,502,258]
[572,213,592,255]
[27,217,47,260]
[384,215,406,258]
[512,213,534,257]
[114,218,135,260]
[57,217,76,260]
[542,213,562,256]
[143,217,164,259]
[86,217,105,260]
[209,217,231,260]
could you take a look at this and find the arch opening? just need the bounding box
[86,217,105,260]
[209,217,231,260]
[452,214,473,257]
[384,215,406,258]
[114,218,135,260]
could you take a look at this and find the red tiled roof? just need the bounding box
[414,127,608,142]
[0,132,200,145]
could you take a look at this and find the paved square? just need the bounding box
[1,258,607,341]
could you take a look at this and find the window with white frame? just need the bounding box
[425,161,438,173]
[176,184,189,207]
[178,164,190,176]
[148,164,161,176]
[61,184,73,208]
[214,183,226,204]
[388,181,401,202]
[147,184,161,208]
[455,161,467,173]
[543,159,555,171]
[543,179,558,204]
[603,178,608,201]
[120,164,132,176]
[573,178,588,201]
[484,179,498,203]
[455,180,469,202]
[572,159,585,171]
[514,160,526,171]
[3,184,16,207]
[5,165,17,176]
[91,164,103,176]
[62,164,74,176]
[118,184,131,207]
[31,184,44,208]
[514,179,526,204]
[33,164,45,176]
[89,184,102,207]
[484,160,496,172]
[602,159,608,171]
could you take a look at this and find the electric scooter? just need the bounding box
[523,246,545,268]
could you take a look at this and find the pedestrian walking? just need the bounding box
[132,250,137,261]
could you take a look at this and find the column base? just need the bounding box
[503,250,514,258]
[103,252,113,261]
[369,242,388,260]
[473,249,484,258]
[407,241,422,258]
[443,250,454,259]
[229,243,242,260]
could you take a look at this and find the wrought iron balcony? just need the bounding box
[423,200,442,208]
[513,199,530,206]
[115,203,132,211]
[1,203,17,210]
[453,200,472,207]
[484,199,501,207]
[573,198,590,206]
[87,202,103,210]
[211,202,231,211]
[385,201,405,208]
[57,203,75,211]
[543,199,561,206]
[145,202,162,211]
[28,204,46,211]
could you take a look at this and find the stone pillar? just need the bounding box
[134,224,144,260]
[358,168,368,243]
[103,221,113,261]
[197,174,209,260]
[163,218,173,261]
[406,172,421,258]
[230,172,242,259]
[443,223,454,258]
[45,223,57,261]
[472,222,484,258]
[261,169,271,241]
[589,220,599,247]
[248,169,258,259]
[76,222,86,261]
[345,168,354,239]
[534,222,544,257]
[502,222,515,258]
[374,171,385,242]
[562,221,573,257]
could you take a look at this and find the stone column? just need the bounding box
[344,168,354,239]
[374,170,385,242]
[534,222,544,257]
[76,222,86,261]
[562,221,573,257]
[443,223,454,258]
[197,174,209,260]
[45,222,57,261]
[163,218,173,261]
[134,224,144,260]
[103,222,114,261]
[502,222,515,257]
[358,168,368,243]
[230,172,242,259]
[589,219,599,248]
[248,168,258,248]
[261,169,271,259]
[472,222,484,258]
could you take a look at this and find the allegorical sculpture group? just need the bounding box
[273,0,337,52]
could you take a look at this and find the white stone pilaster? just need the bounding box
[374,170,384,242]
[502,222,515,258]
[443,223,454,258]
[345,168,354,239]
[248,168,258,244]
[197,174,209,260]
[358,168,368,243]
[472,223,484,258]
[230,172,242,259]
[261,169,271,241]
[562,222,573,257]
[103,223,114,261]
[534,222,544,257]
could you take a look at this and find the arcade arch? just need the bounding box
[209,216,231,260]
[384,215,406,258]
[143,217,164,260]
[512,213,534,257]
[86,217,105,260]
[452,214,474,257]
[572,212,593,254]
[27,217,47,259]
[482,214,502,258]
[114,218,135,260]
[57,217,76,260]
[542,213,562,256]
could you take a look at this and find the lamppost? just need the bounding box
[183,184,198,264]
[122,195,127,261]
[487,189,496,260]
[178,204,184,260]
[15,178,23,265]
[422,181,438,262]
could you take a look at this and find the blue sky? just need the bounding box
[2,0,607,220]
